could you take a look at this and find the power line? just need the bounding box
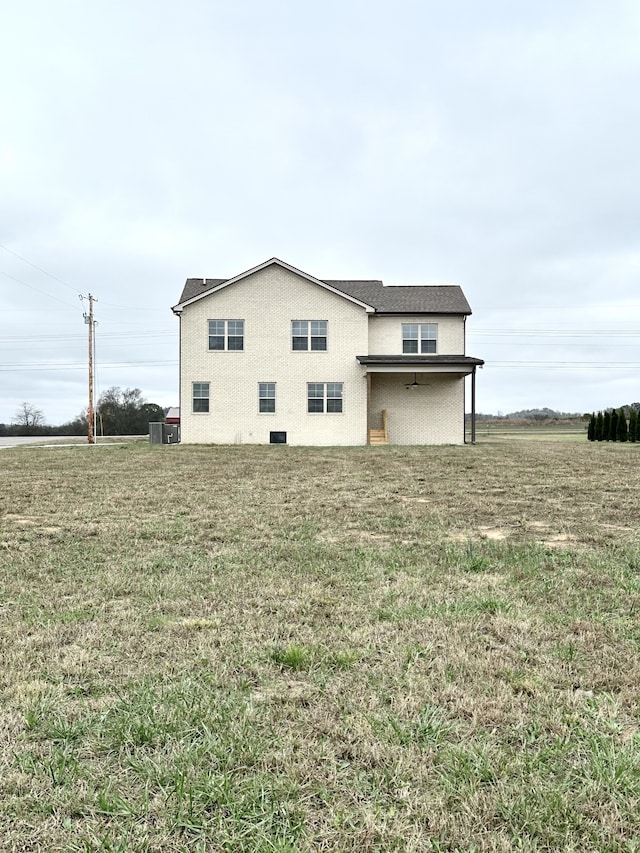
[468,341,640,348]
[2,357,638,372]
[0,329,177,343]
[4,325,637,342]
[473,304,640,312]
[0,269,79,309]
[489,361,640,369]
[0,360,178,371]
[470,329,640,337]
[0,243,79,294]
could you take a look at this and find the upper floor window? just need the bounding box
[258,382,276,413]
[307,382,343,413]
[292,320,327,351]
[209,319,244,351]
[402,323,437,354]
[193,382,210,413]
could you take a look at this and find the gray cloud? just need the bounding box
[1,0,639,424]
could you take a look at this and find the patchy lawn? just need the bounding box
[1,441,639,851]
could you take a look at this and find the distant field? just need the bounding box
[470,419,589,443]
[1,441,639,851]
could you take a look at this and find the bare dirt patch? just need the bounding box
[477,526,509,541]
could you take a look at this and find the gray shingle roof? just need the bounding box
[178,278,227,303]
[175,262,472,315]
[323,280,471,314]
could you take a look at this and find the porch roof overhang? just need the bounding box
[357,354,484,375]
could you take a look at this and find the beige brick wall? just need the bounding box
[370,373,465,444]
[179,266,370,445]
[368,314,465,354]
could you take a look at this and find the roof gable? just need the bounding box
[173,258,375,313]
[173,258,472,315]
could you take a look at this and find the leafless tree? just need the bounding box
[13,402,45,428]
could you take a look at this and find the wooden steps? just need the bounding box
[369,428,389,445]
[369,409,389,445]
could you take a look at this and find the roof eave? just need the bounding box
[356,355,484,374]
[357,355,484,365]
[372,309,472,316]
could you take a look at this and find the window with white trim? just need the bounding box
[208,319,244,351]
[292,320,327,351]
[259,382,276,413]
[192,382,210,413]
[307,382,343,413]
[402,323,437,354]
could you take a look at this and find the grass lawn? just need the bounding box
[1,440,639,851]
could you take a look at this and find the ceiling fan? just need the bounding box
[405,373,429,390]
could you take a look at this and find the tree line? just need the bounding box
[67,387,165,436]
[1,388,166,437]
[587,408,638,442]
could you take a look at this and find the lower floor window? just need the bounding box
[308,382,343,413]
[259,382,276,413]
[192,382,209,413]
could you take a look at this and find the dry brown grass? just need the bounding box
[0,440,639,851]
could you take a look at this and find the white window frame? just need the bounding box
[402,323,437,354]
[292,320,327,351]
[258,382,276,414]
[307,382,343,414]
[208,319,244,351]
[192,382,210,413]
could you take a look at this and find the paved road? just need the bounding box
[0,437,132,449]
[0,436,76,448]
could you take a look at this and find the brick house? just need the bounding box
[171,258,483,446]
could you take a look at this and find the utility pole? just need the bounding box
[82,294,97,444]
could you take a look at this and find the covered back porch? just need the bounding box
[357,355,484,446]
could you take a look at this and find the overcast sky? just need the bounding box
[1,0,639,425]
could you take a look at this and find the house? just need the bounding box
[165,407,180,425]
[171,258,483,446]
